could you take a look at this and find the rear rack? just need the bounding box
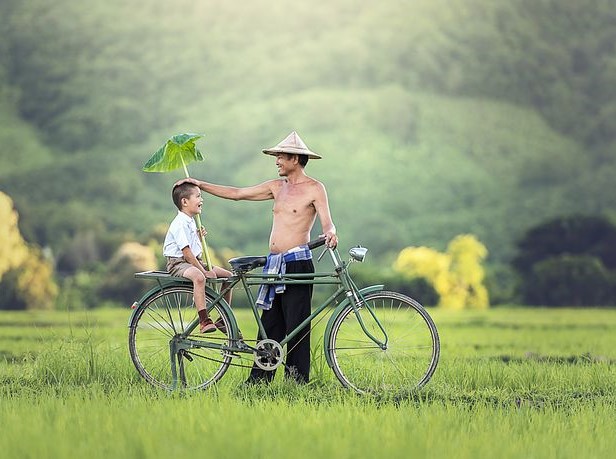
[134,271,227,284]
[135,270,178,280]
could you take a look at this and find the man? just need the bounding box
[178,131,337,383]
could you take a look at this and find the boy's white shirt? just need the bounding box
[162,211,202,258]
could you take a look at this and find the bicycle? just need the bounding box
[128,238,440,395]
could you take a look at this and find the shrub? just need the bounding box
[98,242,157,304]
[525,255,612,306]
[393,234,489,309]
[514,215,616,305]
[0,247,58,310]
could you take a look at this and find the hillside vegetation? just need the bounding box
[1,0,614,272]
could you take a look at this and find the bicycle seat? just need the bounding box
[228,256,267,272]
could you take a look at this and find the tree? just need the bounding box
[514,215,616,272]
[393,234,489,309]
[447,234,489,309]
[98,241,158,303]
[0,192,29,280]
[0,247,58,310]
[527,255,611,306]
[0,191,58,310]
[514,215,616,306]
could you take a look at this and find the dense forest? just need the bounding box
[0,0,615,306]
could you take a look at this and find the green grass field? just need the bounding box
[1,306,615,458]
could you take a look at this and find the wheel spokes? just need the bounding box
[329,292,439,394]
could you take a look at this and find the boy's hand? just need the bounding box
[202,269,216,279]
[198,226,207,238]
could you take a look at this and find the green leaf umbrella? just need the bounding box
[143,133,213,270]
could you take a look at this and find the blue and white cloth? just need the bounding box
[255,245,313,310]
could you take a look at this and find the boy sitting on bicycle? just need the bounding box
[163,182,232,333]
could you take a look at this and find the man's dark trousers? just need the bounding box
[247,259,314,383]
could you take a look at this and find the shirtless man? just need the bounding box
[178,131,337,383]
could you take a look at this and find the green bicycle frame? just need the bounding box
[130,246,388,383]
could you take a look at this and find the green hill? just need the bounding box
[0,0,614,270]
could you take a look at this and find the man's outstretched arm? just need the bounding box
[176,178,276,201]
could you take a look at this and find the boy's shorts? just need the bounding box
[166,256,206,277]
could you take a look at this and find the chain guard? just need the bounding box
[253,339,285,371]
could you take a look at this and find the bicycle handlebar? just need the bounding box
[307,236,327,250]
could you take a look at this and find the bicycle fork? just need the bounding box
[346,284,389,350]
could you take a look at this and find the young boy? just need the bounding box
[163,182,232,333]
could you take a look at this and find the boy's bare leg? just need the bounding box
[211,266,233,305]
[207,265,238,336]
[183,267,216,333]
[183,267,207,311]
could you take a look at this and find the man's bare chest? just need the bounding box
[273,185,315,216]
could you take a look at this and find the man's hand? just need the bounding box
[321,231,338,249]
[174,177,200,188]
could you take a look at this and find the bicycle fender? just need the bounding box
[127,281,178,327]
[322,284,384,368]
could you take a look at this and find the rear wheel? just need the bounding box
[128,285,232,390]
[328,291,439,395]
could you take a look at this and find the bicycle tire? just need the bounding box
[128,285,232,390]
[327,291,440,395]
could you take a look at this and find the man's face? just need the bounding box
[275,153,296,176]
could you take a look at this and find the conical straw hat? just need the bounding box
[262,131,322,159]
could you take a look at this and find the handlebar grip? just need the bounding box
[307,237,327,250]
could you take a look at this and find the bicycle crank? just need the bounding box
[253,339,285,371]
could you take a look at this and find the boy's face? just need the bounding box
[181,188,203,216]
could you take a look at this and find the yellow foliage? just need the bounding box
[217,247,241,270]
[448,234,488,284]
[204,246,226,269]
[100,242,159,303]
[110,242,158,272]
[393,234,490,309]
[0,192,29,280]
[393,246,451,295]
[14,248,59,310]
[0,193,59,309]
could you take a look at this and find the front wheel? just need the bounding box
[128,285,233,390]
[327,291,440,395]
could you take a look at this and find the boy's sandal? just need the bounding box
[199,318,217,334]
[213,318,243,340]
[214,318,228,335]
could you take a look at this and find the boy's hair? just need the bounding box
[172,182,199,210]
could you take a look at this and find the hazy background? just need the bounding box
[1,0,615,308]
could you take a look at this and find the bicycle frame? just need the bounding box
[130,246,387,385]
